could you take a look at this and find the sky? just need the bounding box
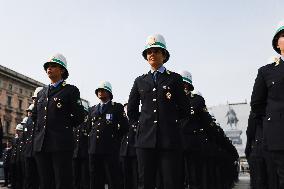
[0,0,283,106]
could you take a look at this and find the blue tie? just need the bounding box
[100,104,105,114]
[153,71,159,83]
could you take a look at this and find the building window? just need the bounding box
[8,84,12,91]
[7,96,12,107]
[5,121,10,134]
[19,88,23,94]
[19,100,22,110]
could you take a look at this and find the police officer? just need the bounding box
[88,81,129,189]
[11,122,25,189]
[32,53,85,189]
[178,70,212,189]
[120,103,138,189]
[73,106,90,189]
[250,20,284,188]
[23,100,40,189]
[127,34,190,189]
[2,141,12,187]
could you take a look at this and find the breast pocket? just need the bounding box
[267,78,284,99]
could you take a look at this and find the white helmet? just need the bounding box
[44,53,69,79]
[179,70,194,90]
[95,81,113,99]
[26,104,34,112]
[32,87,43,99]
[142,34,170,63]
[273,20,284,54]
[21,117,29,124]
[16,124,23,131]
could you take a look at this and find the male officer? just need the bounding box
[120,103,138,189]
[127,34,190,189]
[178,70,212,189]
[32,53,85,189]
[23,102,40,189]
[2,141,12,187]
[88,81,129,189]
[251,20,284,188]
[73,106,90,189]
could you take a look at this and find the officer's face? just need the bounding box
[146,47,166,69]
[277,32,284,54]
[97,89,110,102]
[46,63,64,81]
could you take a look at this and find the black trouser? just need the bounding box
[73,157,90,189]
[248,155,268,189]
[121,156,138,189]
[35,151,73,189]
[89,154,121,189]
[3,166,10,186]
[184,151,204,189]
[270,151,284,189]
[25,156,39,189]
[136,148,182,189]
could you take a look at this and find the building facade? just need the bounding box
[0,65,45,140]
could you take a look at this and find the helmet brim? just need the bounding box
[44,62,69,80]
[142,46,170,63]
[95,88,113,100]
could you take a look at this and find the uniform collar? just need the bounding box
[100,100,110,106]
[150,65,166,74]
[50,79,63,88]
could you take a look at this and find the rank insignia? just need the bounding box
[166,92,171,99]
[62,81,66,86]
[166,70,171,75]
[163,86,167,89]
[54,97,58,101]
[57,102,62,108]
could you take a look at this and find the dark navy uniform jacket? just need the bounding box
[127,69,190,149]
[3,147,12,168]
[120,119,138,157]
[180,93,212,151]
[88,101,129,154]
[32,81,85,152]
[23,116,35,157]
[251,58,284,150]
[73,114,89,159]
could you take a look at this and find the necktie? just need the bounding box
[100,104,105,114]
[153,71,160,83]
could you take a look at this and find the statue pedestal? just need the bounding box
[225,129,242,145]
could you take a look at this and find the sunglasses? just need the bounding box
[146,48,163,55]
